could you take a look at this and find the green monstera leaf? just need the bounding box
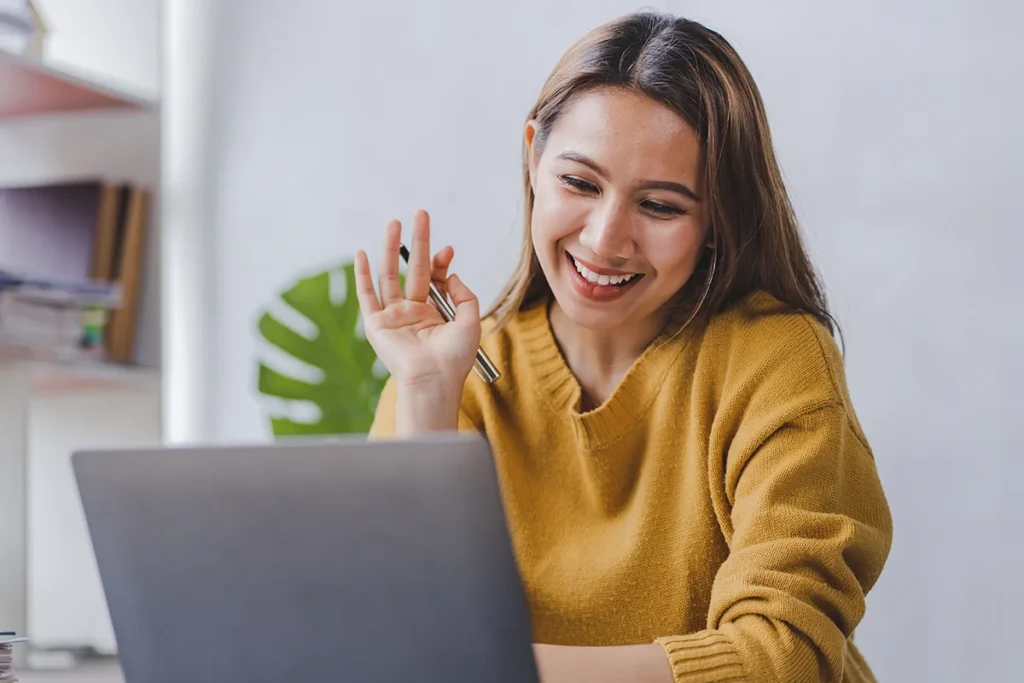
[256,261,389,435]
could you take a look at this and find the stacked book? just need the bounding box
[0,179,149,364]
[0,632,28,682]
[0,269,121,363]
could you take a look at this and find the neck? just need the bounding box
[548,300,669,408]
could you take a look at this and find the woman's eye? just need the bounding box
[642,200,685,217]
[559,175,598,194]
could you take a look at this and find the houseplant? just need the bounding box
[256,260,390,436]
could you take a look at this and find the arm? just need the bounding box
[393,378,462,435]
[369,375,478,437]
[530,403,892,683]
[652,402,892,683]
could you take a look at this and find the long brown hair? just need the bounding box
[486,11,838,338]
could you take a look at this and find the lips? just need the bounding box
[564,251,644,302]
[571,258,638,286]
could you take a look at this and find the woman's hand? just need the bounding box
[355,209,481,433]
[531,644,675,683]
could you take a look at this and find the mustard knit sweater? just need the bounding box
[369,291,893,683]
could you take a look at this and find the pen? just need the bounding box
[398,244,500,384]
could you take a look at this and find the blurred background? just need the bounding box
[0,0,1021,681]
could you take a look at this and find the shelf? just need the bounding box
[0,49,156,119]
[0,351,159,394]
[26,359,160,394]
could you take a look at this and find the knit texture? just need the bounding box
[370,291,893,683]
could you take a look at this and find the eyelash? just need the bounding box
[557,175,686,218]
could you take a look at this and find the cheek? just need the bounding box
[643,228,706,283]
[531,185,586,247]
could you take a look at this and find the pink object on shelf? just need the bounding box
[0,49,149,118]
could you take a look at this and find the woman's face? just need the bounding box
[527,88,709,335]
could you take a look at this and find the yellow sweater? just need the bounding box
[369,291,893,683]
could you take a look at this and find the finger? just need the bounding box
[446,274,480,328]
[431,245,454,286]
[353,250,381,315]
[378,219,404,305]
[404,209,432,302]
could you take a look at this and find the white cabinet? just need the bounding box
[27,372,161,653]
[0,361,161,656]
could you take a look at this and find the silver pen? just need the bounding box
[399,244,500,384]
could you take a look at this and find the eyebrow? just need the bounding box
[555,151,702,202]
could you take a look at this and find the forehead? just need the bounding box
[543,88,702,183]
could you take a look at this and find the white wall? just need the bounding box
[170,0,1024,680]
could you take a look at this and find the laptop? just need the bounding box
[72,432,540,683]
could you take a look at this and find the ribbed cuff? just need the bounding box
[655,632,746,683]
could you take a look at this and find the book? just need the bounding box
[0,179,147,364]
[0,633,28,683]
[104,185,149,363]
[0,268,121,361]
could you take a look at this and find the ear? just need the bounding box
[524,120,540,193]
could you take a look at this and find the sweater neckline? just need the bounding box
[516,296,699,449]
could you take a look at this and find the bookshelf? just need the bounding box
[5,356,160,394]
[0,40,162,664]
[0,48,155,119]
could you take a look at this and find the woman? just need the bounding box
[355,11,892,683]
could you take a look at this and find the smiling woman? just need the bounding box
[359,10,892,683]
[524,88,710,343]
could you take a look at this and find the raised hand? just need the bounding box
[354,210,481,400]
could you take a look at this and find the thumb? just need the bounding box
[445,273,480,327]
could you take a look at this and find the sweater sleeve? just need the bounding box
[655,402,893,683]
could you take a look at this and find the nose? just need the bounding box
[578,200,635,262]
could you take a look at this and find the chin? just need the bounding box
[552,295,637,331]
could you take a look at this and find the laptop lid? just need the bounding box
[72,432,540,683]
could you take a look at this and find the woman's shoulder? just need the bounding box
[698,290,876,466]
[700,290,853,414]
[708,289,839,354]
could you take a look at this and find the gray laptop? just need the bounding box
[72,432,540,683]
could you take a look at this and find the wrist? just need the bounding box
[394,379,463,435]
[395,374,464,402]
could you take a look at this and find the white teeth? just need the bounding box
[571,256,637,286]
